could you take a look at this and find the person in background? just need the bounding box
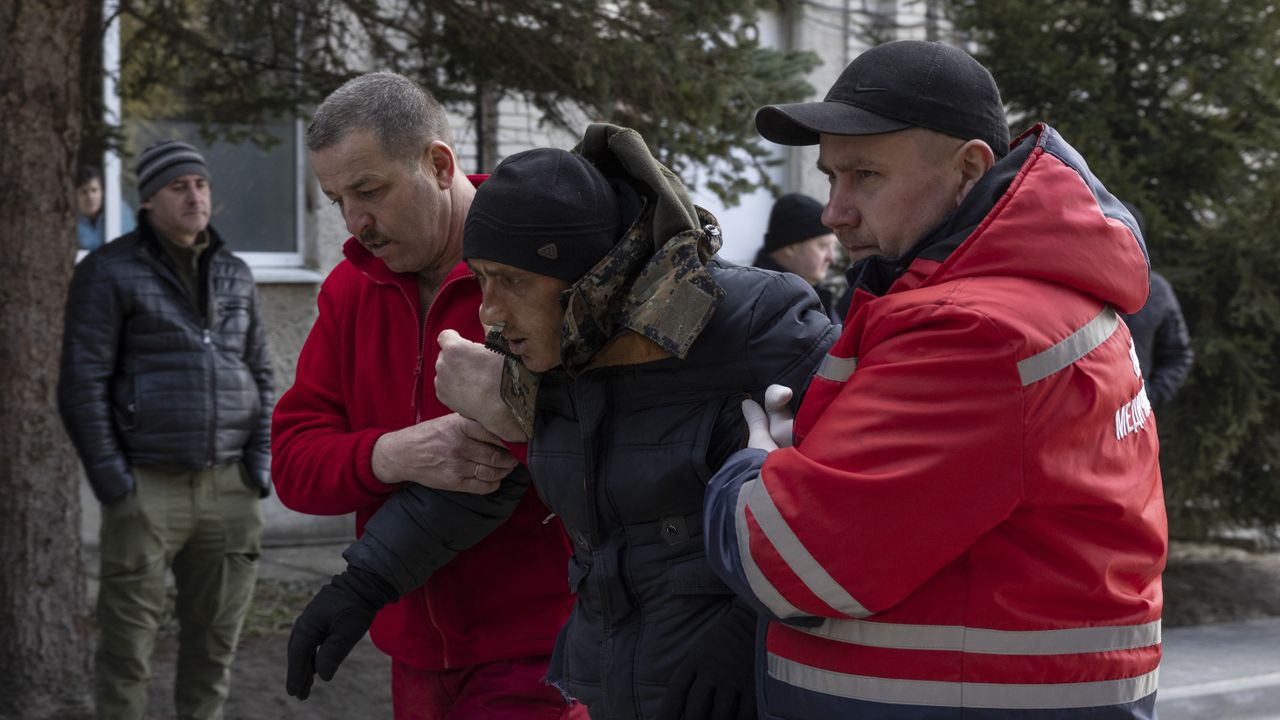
[752,192,840,319]
[270,71,578,719]
[703,40,1166,719]
[1121,200,1194,409]
[59,139,273,720]
[74,164,135,251]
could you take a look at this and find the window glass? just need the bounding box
[122,119,299,255]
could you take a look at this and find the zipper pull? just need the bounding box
[202,329,212,345]
[410,353,424,414]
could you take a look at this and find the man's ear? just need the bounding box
[954,140,996,206]
[423,140,457,190]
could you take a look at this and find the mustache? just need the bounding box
[358,229,388,248]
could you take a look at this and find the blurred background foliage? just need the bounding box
[85,0,818,204]
[946,0,1280,539]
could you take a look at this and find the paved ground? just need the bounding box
[83,539,1280,719]
[1159,618,1280,719]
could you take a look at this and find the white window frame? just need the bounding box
[97,1,317,283]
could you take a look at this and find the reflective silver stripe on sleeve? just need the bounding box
[1017,307,1119,386]
[801,617,1161,655]
[769,653,1159,709]
[814,353,858,383]
[745,477,869,618]
[735,477,806,619]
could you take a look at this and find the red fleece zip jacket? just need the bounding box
[272,177,572,669]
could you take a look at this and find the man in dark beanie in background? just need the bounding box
[703,40,1166,719]
[753,192,841,319]
[58,139,274,719]
[284,127,838,720]
[1120,201,1194,410]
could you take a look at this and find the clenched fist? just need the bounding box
[435,329,527,441]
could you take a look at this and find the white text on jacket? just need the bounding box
[1115,385,1152,441]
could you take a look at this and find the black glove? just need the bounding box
[657,599,759,720]
[286,565,398,700]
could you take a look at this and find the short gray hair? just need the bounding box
[306,71,453,164]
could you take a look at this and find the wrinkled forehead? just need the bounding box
[817,131,899,169]
[818,128,958,171]
[311,131,407,188]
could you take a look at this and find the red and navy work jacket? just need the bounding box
[705,125,1166,719]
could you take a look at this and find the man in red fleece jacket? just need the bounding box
[271,71,579,719]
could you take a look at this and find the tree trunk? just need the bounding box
[0,1,95,718]
[77,0,108,172]
[474,84,501,173]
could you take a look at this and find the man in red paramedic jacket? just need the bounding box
[704,41,1166,720]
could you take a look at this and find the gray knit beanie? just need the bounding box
[136,139,211,201]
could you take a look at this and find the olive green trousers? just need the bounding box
[94,462,263,720]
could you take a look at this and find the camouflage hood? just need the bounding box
[487,123,726,435]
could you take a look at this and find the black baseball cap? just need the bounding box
[756,40,1009,157]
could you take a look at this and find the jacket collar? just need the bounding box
[343,238,475,313]
[753,252,787,273]
[136,211,225,257]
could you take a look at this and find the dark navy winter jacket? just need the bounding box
[1123,270,1194,408]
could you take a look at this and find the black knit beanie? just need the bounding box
[464,148,622,283]
[763,193,830,253]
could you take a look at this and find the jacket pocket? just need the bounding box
[665,553,733,596]
[112,400,137,433]
[127,375,155,435]
[634,554,736,693]
[567,551,591,595]
[109,375,137,432]
[215,299,251,352]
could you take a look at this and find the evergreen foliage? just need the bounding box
[945,0,1280,536]
[111,0,817,202]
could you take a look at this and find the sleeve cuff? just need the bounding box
[503,441,529,466]
[354,429,397,496]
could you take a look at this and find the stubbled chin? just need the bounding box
[845,248,879,264]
